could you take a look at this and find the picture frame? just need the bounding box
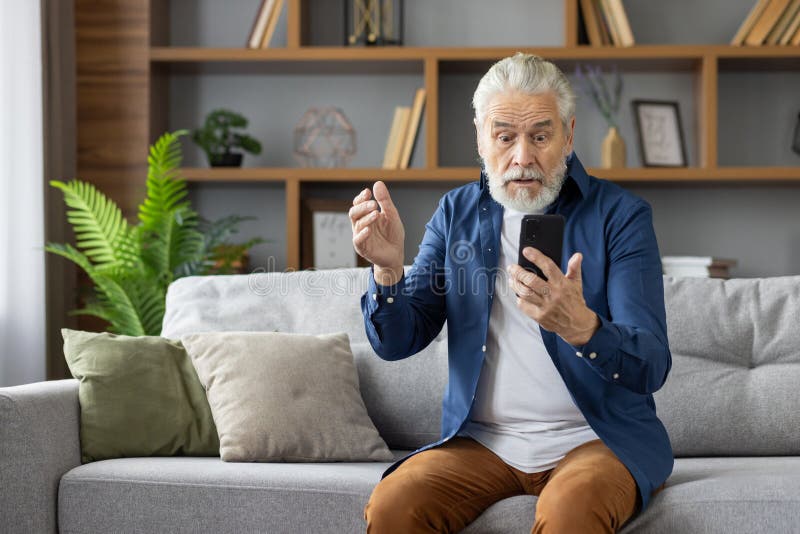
[631,100,688,167]
[301,198,370,270]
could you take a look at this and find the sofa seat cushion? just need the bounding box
[58,456,800,534]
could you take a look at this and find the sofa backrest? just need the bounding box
[162,268,446,450]
[163,269,800,456]
[657,275,800,456]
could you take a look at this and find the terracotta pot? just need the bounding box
[601,126,626,168]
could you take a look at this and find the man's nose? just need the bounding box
[512,138,536,168]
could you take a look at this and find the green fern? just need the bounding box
[138,130,205,289]
[49,180,141,274]
[47,130,263,336]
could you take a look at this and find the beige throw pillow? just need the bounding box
[181,331,393,462]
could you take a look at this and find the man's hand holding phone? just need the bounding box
[509,246,600,348]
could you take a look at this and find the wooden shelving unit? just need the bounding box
[139,0,800,269]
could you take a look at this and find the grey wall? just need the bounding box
[168,0,800,277]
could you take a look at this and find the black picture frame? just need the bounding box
[631,100,688,167]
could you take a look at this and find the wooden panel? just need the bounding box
[286,178,301,270]
[424,58,439,169]
[696,54,718,169]
[287,0,303,48]
[76,0,151,216]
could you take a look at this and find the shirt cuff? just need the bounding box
[572,314,623,380]
[364,265,406,317]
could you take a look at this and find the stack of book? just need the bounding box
[246,0,285,49]
[382,88,426,169]
[661,256,738,279]
[578,0,635,47]
[731,0,800,46]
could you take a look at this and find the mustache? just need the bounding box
[500,167,546,183]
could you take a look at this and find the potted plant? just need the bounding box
[574,64,625,168]
[191,109,263,167]
[46,130,266,336]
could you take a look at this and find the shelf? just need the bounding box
[151,45,800,74]
[151,45,800,62]
[180,167,478,182]
[180,166,800,184]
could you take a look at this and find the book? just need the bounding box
[580,0,604,46]
[731,0,772,45]
[398,89,426,169]
[382,107,411,169]
[792,15,800,43]
[594,0,613,45]
[778,6,800,43]
[261,0,284,48]
[661,256,737,279]
[607,0,635,46]
[766,0,800,43]
[598,0,623,46]
[745,0,793,45]
[247,0,275,49]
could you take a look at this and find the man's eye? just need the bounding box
[534,135,548,143]
[499,135,512,143]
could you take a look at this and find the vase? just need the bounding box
[601,126,626,168]
[209,153,243,167]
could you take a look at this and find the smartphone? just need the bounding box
[517,214,565,282]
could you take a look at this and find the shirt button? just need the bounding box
[481,345,487,352]
[386,297,394,304]
[372,293,377,301]
[613,373,620,380]
[589,352,597,360]
[576,351,583,358]
[487,248,492,252]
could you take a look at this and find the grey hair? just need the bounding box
[472,52,576,132]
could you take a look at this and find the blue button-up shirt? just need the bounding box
[360,152,673,512]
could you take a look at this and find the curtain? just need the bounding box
[0,0,47,386]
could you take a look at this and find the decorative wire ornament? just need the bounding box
[346,0,403,46]
[293,107,357,168]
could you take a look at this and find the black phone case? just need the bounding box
[517,214,565,282]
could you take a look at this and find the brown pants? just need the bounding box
[364,437,640,534]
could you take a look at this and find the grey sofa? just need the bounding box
[2,268,800,533]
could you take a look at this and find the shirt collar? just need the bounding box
[479,151,589,200]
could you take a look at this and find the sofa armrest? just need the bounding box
[0,379,81,534]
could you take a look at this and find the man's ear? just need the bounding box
[565,116,576,153]
[474,117,484,159]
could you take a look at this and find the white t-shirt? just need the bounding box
[459,205,600,472]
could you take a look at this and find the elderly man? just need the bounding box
[350,52,672,533]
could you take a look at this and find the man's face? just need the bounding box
[475,90,575,212]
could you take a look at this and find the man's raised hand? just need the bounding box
[350,181,405,285]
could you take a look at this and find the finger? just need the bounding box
[565,252,583,281]
[508,275,540,301]
[353,187,372,206]
[352,225,370,247]
[372,180,398,218]
[522,247,562,280]
[353,210,379,233]
[348,200,378,223]
[507,263,539,290]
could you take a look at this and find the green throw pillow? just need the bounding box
[62,328,220,463]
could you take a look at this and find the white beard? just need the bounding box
[484,148,569,213]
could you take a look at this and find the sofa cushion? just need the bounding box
[61,329,219,463]
[162,269,447,450]
[657,275,800,456]
[181,331,392,462]
[57,456,800,533]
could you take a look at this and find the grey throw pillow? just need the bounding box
[180,331,393,462]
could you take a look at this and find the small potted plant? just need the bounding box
[191,109,263,167]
